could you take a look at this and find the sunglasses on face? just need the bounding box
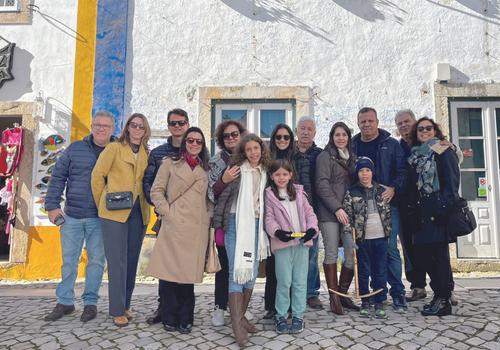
[92,123,112,130]
[417,125,434,132]
[275,134,291,141]
[186,138,203,145]
[223,131,240,140]
[129,122,145,130]
[168,120,188,127]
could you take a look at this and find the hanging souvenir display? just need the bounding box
[43,134,65,151]
[0,126,24,177]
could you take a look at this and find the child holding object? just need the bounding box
[264,159,319,334]
[342,157,391,319]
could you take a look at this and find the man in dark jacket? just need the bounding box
[352,107,408,312]
[294,116,323,309]
[44,111,115,322]
[142,108,189,324]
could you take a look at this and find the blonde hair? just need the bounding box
[118,113,151,151]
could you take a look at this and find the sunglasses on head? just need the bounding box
[168,120,188,127]
[129,122,145,130]
[186,138,203,145]
[275,134,291,141]
[223,131,240,140]
[417,125,434,132]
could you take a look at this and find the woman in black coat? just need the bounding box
[407,117,460,316]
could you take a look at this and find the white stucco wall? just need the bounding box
[128,0,500,146]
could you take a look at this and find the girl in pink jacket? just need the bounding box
[264,159,319,335]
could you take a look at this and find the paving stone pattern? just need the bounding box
[0,287,499,349]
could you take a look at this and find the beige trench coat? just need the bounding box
[146,158,211,284]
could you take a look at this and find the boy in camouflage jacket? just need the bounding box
[342,157,391,319]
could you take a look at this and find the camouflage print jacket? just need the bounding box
[342,181,391,241]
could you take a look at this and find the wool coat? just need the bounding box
[91,141,150,224]
[146,158,211,284]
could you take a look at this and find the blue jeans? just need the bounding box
[56,215,105,306]
[226,215,260,293]
[385,205,405,299]
[307,237,320,298]
[357,238,388,304]
[274,244,309,319]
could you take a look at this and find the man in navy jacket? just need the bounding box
[352,107,408,312]
[44,111,115,322]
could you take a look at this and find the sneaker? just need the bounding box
[177,323,193,334]
[374,303,387,319]
[306,296,323,310]
[275,316,289,334]
[359,302,370,318]
[392,295,408,313]
[211,306,225,326]
[44,303,75,321]
[290,317,304,334]
[80,305,97,323]
[405,288,427,302]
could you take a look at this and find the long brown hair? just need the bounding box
[231,133,271,169]
[268,159,297,201]
[409,116,445,146]
[172,127,210,171]
[118,113,151,151]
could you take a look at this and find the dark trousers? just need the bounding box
[357,238,388,304]
[413,242,452,299]
[101,200,146,316]
[264,254,277,311]
[161,280,195,327]
[214,245,229,310]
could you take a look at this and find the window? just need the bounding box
[0,0,19,12]
[213,100,294,150]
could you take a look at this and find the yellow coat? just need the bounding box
[91,142,150,224]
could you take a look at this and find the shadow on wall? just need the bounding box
[425,0,500,26]
[0,47,33,101]
[450,66,470,83]
[220,0,335,44]
[332,0,407,23]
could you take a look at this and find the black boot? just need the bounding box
[421,298,451,316]
[423,294,439,311]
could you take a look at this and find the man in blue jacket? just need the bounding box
[352,107,408,312]
[142,108,189,325]
[44,111,115,322]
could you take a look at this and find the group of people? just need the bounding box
[43,106,462,347]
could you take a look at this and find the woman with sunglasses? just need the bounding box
[407,117,460,316]
[91,113,151,327]
[208,120,246,327]
[146,127,211,333]
[316,122,359,315]
[263,123,297,320]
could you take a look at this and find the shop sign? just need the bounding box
[0,42,15,88]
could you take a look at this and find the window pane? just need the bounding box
[459,139,485,169]
[496,108,500,136]
[458,108,483,137]
[260,109,285,138]
[221,110,247,128]
[460,171,487,201]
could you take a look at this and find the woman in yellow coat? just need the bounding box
[146,126,211,334]
[91,113,151,327]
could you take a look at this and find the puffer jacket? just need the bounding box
[352,129,407,203]
[315,144,356,222]
[45,135,113,219]
[342,181,391,241]
[294,143,322,207]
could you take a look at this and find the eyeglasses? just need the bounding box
[168,120,188,127]
[417,125,434,132]
[129,122,145,130]
[275,134,291,141]
[92,123,112,130]
[223,131,240,140]
[186,138,203,145]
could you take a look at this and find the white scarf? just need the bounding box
[234,161,270,284]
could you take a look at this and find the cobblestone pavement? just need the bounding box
[0,282,499,349]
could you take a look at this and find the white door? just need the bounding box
[450,101,500,258]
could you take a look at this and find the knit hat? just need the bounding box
[355,156,375,174]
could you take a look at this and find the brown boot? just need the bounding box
[228,292,249,346]
[338,266,360,311]
[242,289,257,333]
[323,263,344,315]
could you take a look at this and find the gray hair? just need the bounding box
[297,115,316,127]
[93,110,115,123]
[395,109,416,122]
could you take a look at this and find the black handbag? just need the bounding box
[105,191,133,210]
[447,197,477,240]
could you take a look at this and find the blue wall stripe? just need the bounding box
[91,0,129,135]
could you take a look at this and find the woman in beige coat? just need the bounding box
[146,126,211,334]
